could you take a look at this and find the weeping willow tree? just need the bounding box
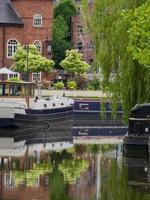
[81,0,150,121]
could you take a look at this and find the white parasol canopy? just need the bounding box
[0,67,16,74]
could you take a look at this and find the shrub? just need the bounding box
[53,81,64,89]
[9,77,21,81]
[67,80,77,90]
[87,76,101,90]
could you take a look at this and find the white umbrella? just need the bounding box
[0,67,16,74]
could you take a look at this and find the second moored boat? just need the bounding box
[0,80,74,129]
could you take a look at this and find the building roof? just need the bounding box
[0,0,23,26]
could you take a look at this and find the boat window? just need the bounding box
[61,103,64,106]
[53,103,55,107]
[44,104,47,108]
[45,97,49,101]
[79,103,89,110]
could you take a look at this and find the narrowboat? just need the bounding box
[73,99,125,126]
[0,81,74,128]
[123,103,150,156]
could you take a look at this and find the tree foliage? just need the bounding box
[52,16,71,68]
[54,0,77,28]
[12,44,54,73]
[52,0,77,68]
[81,0,149,121]
[124,1,150,67]
[60,49,90,76]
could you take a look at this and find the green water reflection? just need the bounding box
[0,143,150,200]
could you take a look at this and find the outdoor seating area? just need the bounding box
[0,67,19,81]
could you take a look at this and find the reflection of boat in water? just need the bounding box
[124,148,150,193]
[0,81,74,128]
[0,128,73,200]
[73,126,127,137]
[0,128,73,159]
[0,137,26,157]
[123,103,150,155]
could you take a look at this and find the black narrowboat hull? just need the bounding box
[14,106,73,129]
[0,118,14,128]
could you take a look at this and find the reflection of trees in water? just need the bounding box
[74,144,116,155]
[100,159,150,200]
[4,144,123,199]
[49,150,89,200]
[59,159,89,183]
[12,162,53,187]
[49,168,72,200]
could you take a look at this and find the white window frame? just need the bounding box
[7,39,18,58]
[32,72,41,82]
[33,40,42,53]
[33,14,42,27]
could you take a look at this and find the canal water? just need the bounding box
[0,128,150,200]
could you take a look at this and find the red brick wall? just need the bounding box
[11,0,53,43]
[0,0,54,81]
[71,2,94,64]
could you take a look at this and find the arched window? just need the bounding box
[7,39,18,58]
[33,14,42,27]
[33,40,42,53]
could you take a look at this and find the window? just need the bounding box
[77,41,83,50]
[89,41,93,50]
[33,14,42,27]
[7,39,18,58]
[77,25,83,33]
[33,40,42,53]
[32,72,41,82]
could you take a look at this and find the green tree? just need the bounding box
[12,44,54,72]
[52,16,70,68]
[125,1,150,67]
[54,0,77,30]
[60,49,90,76]
[81,0,149,121]
[52,0,77,68]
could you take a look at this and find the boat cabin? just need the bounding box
[129,104,150,135]
[0,81,35,97]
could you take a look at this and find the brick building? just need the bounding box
[0,0,54,82]
[71,0,94,66]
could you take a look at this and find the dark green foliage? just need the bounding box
[87,75,101,90]
[54,0,77,28]
[52,16,71,68]
[52,0,77,68]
